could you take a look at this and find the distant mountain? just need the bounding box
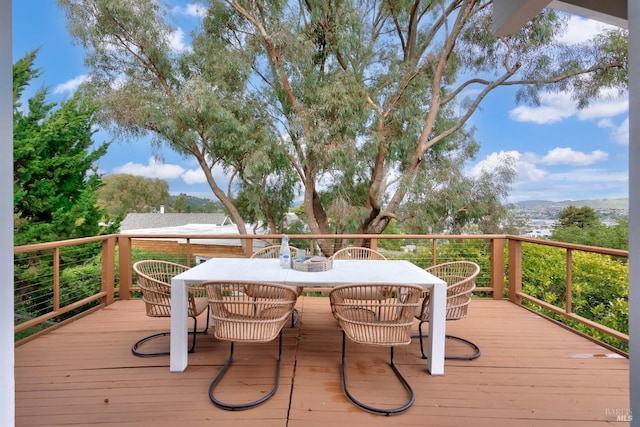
[512,198,628,211]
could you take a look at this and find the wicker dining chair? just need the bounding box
[250,245,302,326]
[414,261,481,360]
[330,283,423,415]
[331,246,386,260]
[131,260,210,357]
[330,247,388,313]
[203,281,297,410]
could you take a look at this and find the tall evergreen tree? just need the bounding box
[13,50,113,245]
[556,205,600,229]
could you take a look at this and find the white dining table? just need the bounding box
[170,258,448,375]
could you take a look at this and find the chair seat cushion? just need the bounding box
[190,296,210,317]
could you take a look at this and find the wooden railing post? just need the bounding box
[565,249,573,314]
[432,239,437,266]
[53,247,60,311]
[244,238,253,257]
[491,238,505,299]
[101,237,116,305]
[185,238,192,267]
[118,236,133,300]
[508,239,522,305]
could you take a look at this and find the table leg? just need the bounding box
[426,283,446,375]
[170,278,189,372]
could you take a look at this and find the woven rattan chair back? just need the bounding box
[204,281,297,343]
[331,247,386,260]
[420,261,480,321]
[414,261,481,361]
[250,245,303,327]
[331,284,422,346]
[202,281,297,410]
[330,248,388,301]
[131,260,209,357]
[250,245,299,260]
[134,260,189,317]
[329,283,423,415]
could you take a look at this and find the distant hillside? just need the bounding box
[168,194,224,212]
[512,198,628,211]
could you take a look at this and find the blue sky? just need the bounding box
[12,2,629,204]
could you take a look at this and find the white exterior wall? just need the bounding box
[1,0,16,425]
[628,2,639,425]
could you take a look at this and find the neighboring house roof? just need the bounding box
[119,222,244,247]
[119,213,232,231]
[119,215,272,249]
[119,213,292,250]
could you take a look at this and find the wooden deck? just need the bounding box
[15,298,629,426]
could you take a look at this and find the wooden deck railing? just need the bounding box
[13,233,629,354]
[508,236,629,349]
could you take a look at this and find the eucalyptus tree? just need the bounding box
[398,149,517,234]
[58,0,293,235]
[59,1,627,252]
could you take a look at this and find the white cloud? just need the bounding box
[509,92,575,124]
[537,147,608,166]
[549,168,627,184]
[112,157,185,179]
[166,3,205,53]
[53,74,89,95]
[181,164,231,188]
[509,91,628,125]
[513,168,628,201]
[473,147,626,202]
[168,28,192,53]
[112,159,228,188]
[172,3,207,18]
[559,15,617,45]
[508,14,628,129]
[471,150,547,183]
[182,168,207,184]
[575,92,629,120]
[598,117,629,145]
[184,3,207,18]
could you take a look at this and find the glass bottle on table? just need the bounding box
[280,235,291,269]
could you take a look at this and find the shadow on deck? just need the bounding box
[15,298,629,426]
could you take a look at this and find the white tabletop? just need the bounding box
[170,257,447,375]
[176,258,446,288]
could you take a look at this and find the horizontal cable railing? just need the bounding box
[14,235,116,343]
[13,233,628,353]
[508,236,628,354]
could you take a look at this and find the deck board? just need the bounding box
[15,298,629,426]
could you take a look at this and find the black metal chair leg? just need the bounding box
[202,305,211,333]
[189,306,212,353]
[341,332,415,416]
[131,331,171,357]
[132,308,210,357]
[415,321,481,361]
[208,331,284,410]
[291,308,300,327]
